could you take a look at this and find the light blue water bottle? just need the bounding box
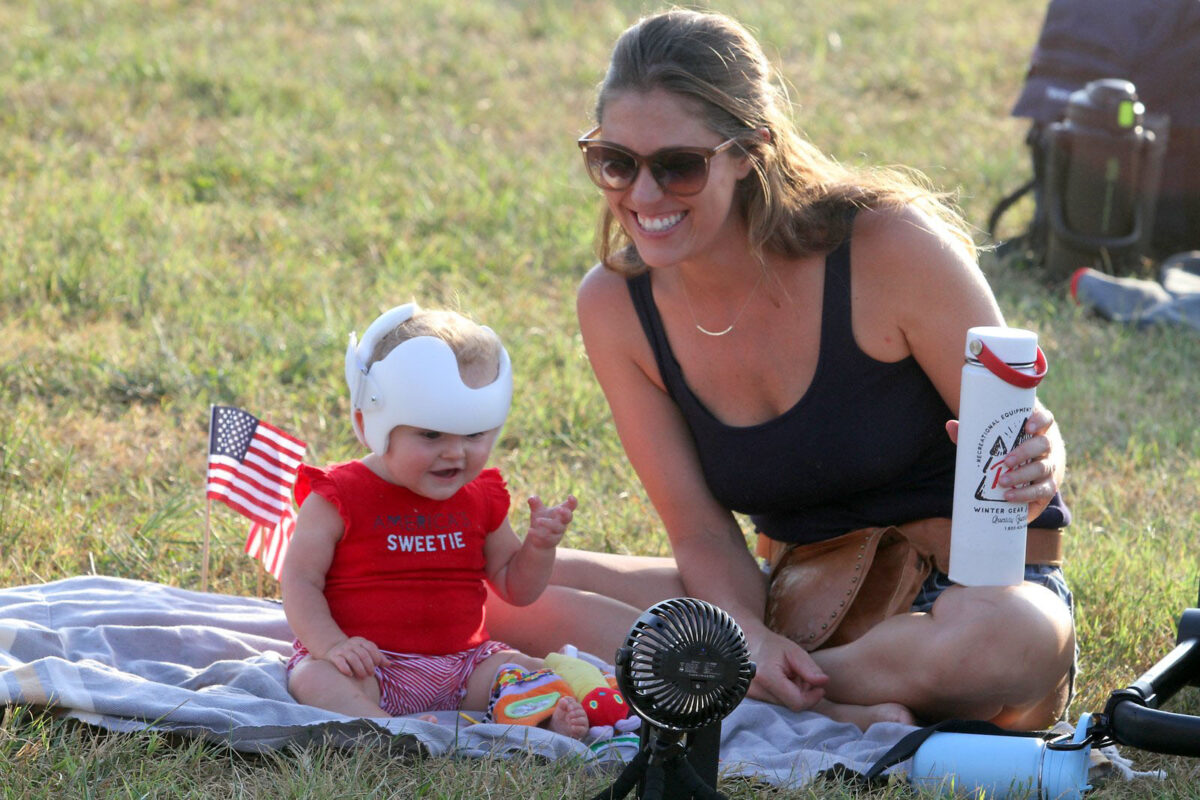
[908,713,1093,799]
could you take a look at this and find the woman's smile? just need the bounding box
[634,210,687,233]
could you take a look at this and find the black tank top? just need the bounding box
[627,233,1067,544]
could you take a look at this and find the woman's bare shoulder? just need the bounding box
[577,263,640,335]
[578,262,630,304]
[848,204,1000,364]
[852,204,977,277]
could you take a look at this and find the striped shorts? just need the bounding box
[288,639,511,716]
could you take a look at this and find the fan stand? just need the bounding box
[589,726,726,800]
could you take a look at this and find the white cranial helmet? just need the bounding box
[344,303,513,456]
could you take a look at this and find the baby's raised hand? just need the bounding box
[525,494,578,549]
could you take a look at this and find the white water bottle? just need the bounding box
[949,326,1048,587]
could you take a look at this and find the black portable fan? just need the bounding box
[589,598,756,800]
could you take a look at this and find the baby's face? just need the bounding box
[376,424,500,500]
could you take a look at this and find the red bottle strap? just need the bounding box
[976,343,1048,389]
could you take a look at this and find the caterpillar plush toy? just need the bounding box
[543,651,631,729]
[485,649,637,738]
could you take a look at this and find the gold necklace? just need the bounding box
[678,270,765,337]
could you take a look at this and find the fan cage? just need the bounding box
[617,597,754,732]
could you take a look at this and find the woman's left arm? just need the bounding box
[855,206,1064,521]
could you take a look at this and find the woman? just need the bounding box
[487,8,1074,730]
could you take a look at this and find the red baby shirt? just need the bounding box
[297,461,510,654]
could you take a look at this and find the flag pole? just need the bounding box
[202,499,213,593]
[202,405,216,593]
[256,530,266,598]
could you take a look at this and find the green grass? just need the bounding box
[2,0,1199,797]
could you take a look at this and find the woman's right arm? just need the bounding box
[576,265,827,709]
[280,494,382,678]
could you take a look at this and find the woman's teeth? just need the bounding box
[637,211,685,232]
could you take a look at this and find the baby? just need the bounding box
[281,302,586,737]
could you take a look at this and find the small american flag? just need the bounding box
[206,406,306,574]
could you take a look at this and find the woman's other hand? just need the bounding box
[744,627,829,710]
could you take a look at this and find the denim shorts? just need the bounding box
[911,563,1074,614]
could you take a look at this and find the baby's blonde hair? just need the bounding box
[368,307,502,388]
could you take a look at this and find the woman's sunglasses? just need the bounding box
[576,126,741,197]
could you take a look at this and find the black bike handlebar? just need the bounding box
[1100,606,1200,757]
[1109,698,1200,757]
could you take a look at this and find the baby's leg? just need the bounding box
[288,656,388,717]
[464,651,588,739]
[461,650,540,710]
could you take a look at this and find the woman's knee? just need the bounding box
[493,650,542,672]
[992,669,1072,730]
[933,582,1072,638]
[484,584,644,658]
[928,583,1074,684]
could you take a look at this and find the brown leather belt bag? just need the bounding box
[762,518,1062,652]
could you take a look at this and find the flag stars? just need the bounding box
[212,407,259,460]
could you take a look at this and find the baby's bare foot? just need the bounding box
[816,698,916,731]
[546,696,589,739]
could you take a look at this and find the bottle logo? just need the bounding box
[974,415,1031,501]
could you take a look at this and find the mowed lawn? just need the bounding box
[1,1,1198,797]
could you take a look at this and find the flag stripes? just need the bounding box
[245,505,298,580]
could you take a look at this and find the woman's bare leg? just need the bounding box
[484,548,685,660]
[492,548,1072,729]
[813,698,917,728]
[811,581,1075,728]
[550,547,686,607]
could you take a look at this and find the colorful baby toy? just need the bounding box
[485,649,638,737]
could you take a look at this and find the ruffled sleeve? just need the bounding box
[296,462,350,527]
[474,468,511,535]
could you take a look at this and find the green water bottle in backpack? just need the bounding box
[1041,79,1166,280]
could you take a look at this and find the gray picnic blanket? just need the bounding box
[0,574,923,787]
[5,576,1160,791]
